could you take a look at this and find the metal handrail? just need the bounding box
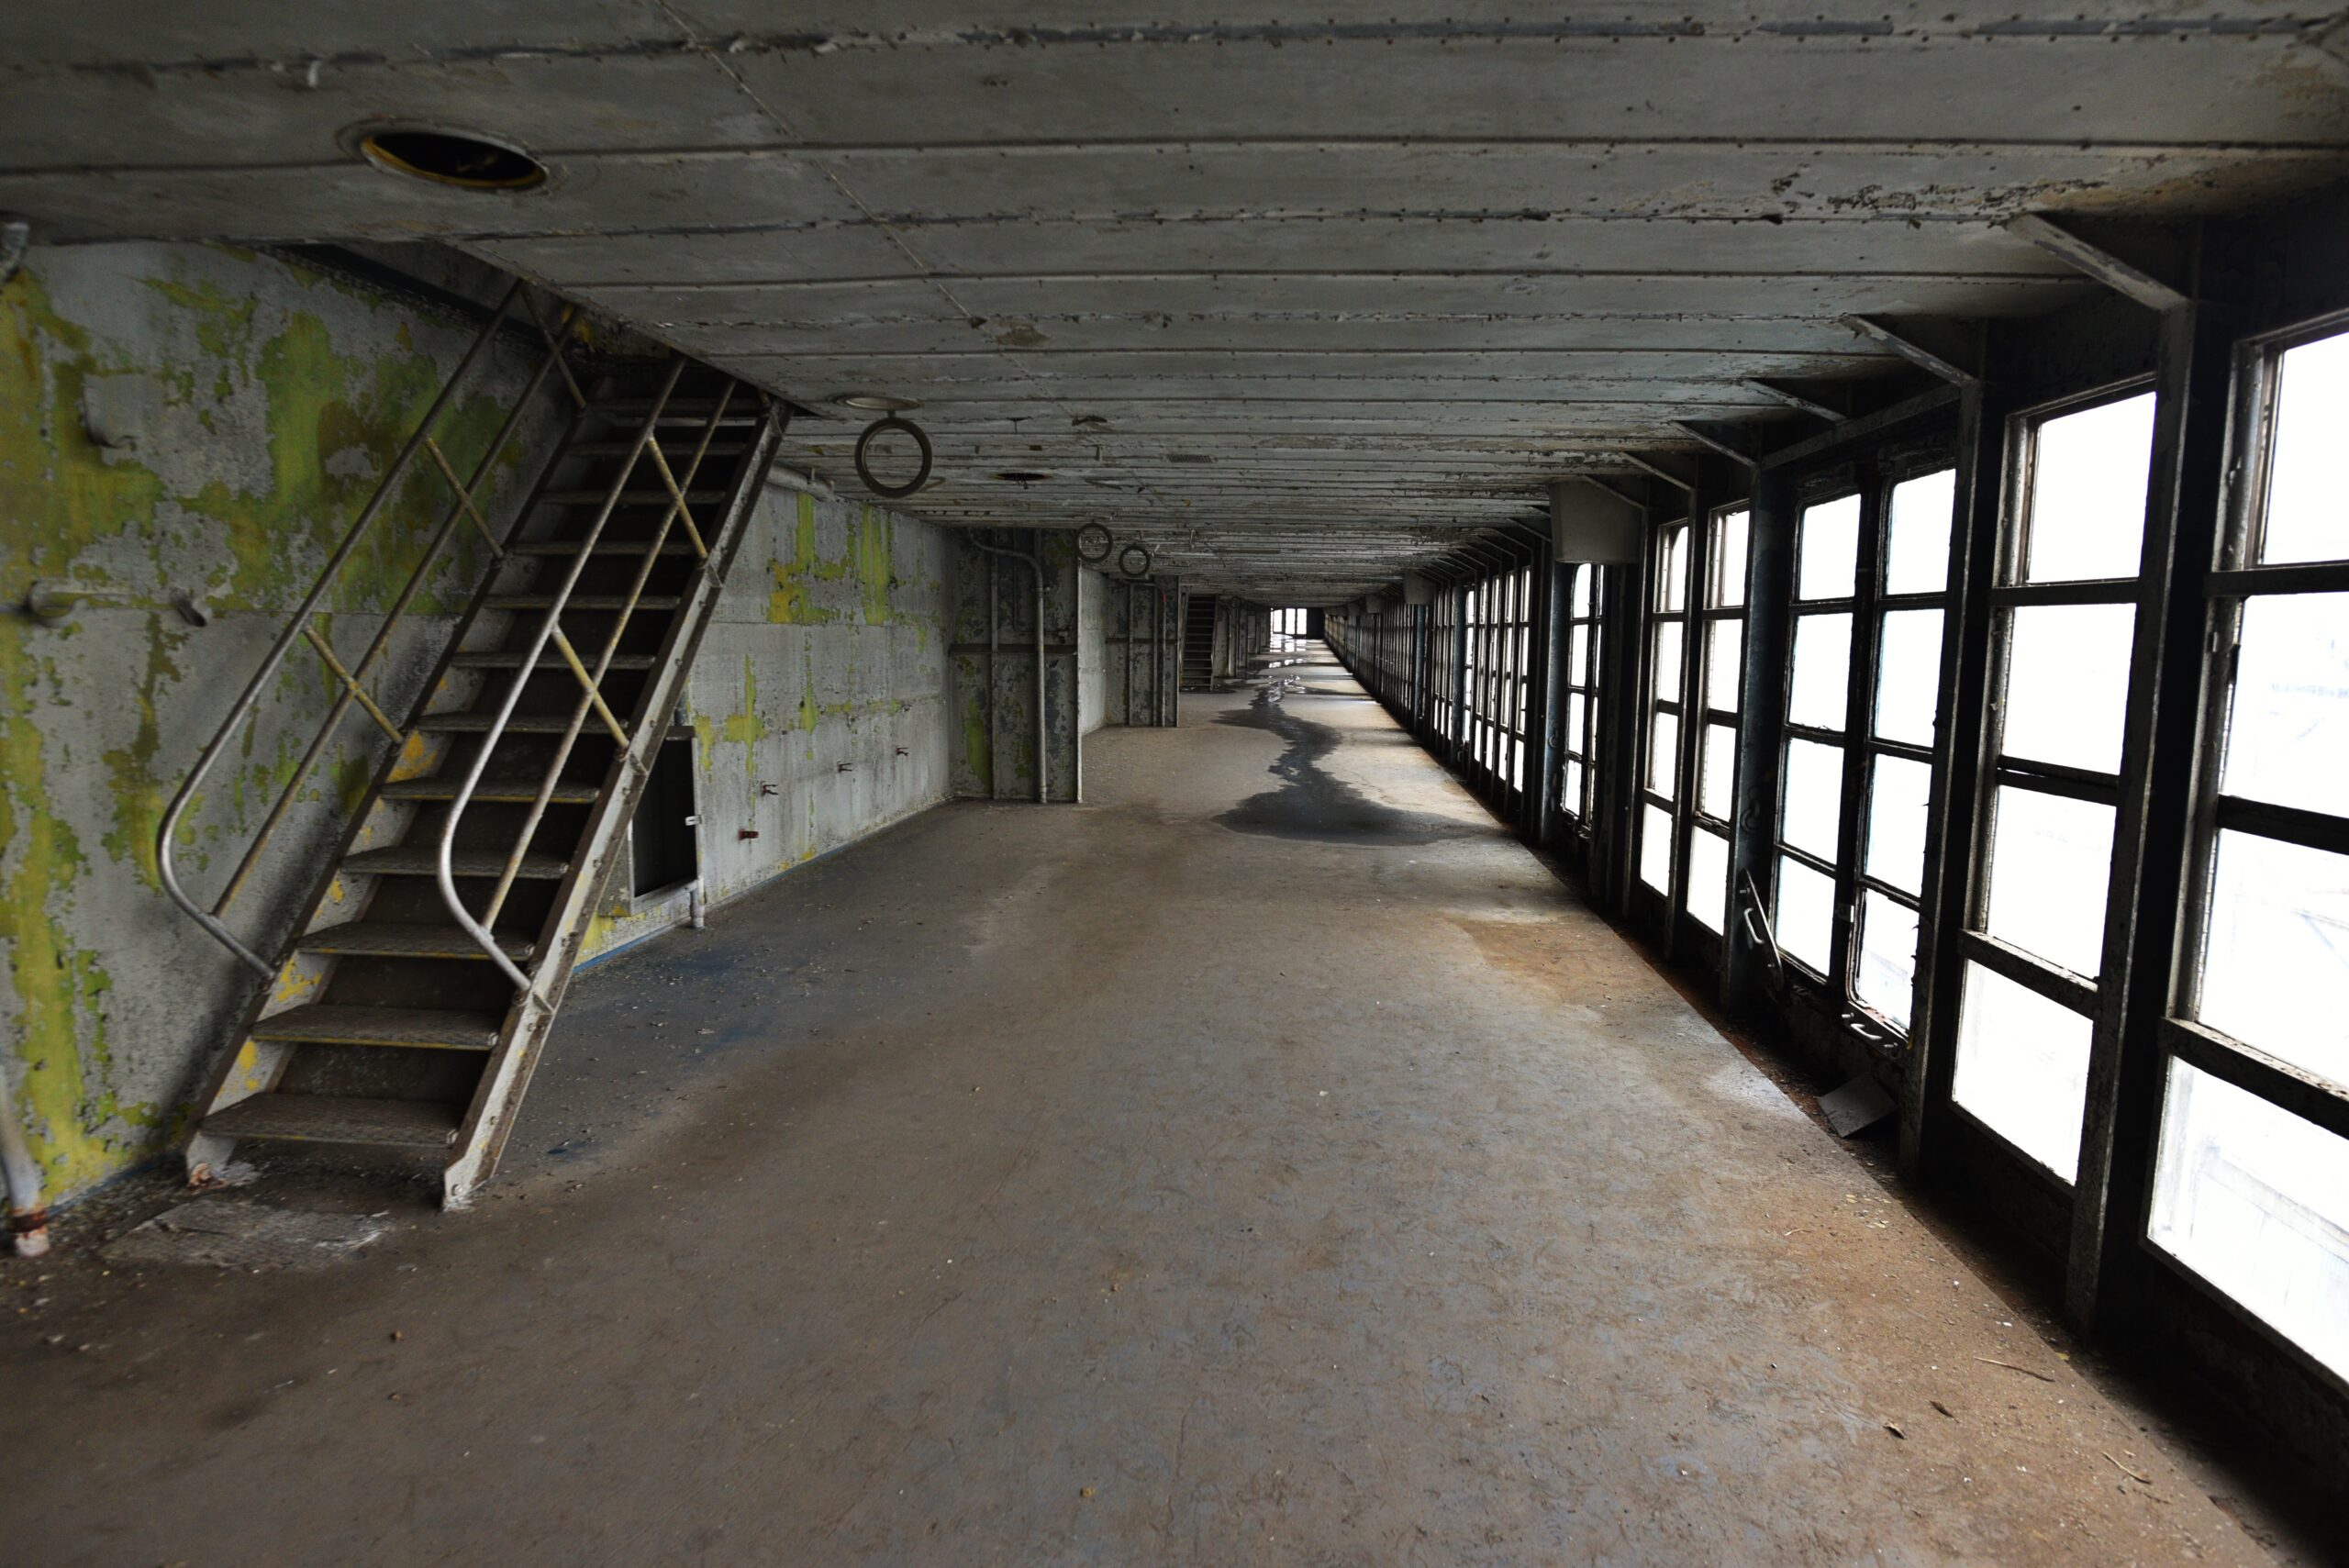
[434,355,743,994]
[156,280,577,977]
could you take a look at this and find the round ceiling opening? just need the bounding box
[358,128,548,191]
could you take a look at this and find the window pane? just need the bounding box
[1798,494,1862,601]
[1780,738,1843,862]
[1953,962,2091,1181]
[1855,892,1920,1032]
[1656,528,1689,614]
[2150,1060,2349,1382]
[1706,620,1743,714]
[2023,392,2155,583]
[1788,612,1853,731]
[1572,568,1592,616]
[1653,620,1684,696]
[1566,693,1587,752]
[2262,330,2349,566]
[2196,830,2349,1091]
[2219,591,2349,819]
[1569,624,1590,685]
[1699,722,1737,820]
[1712,509,1751,607]
[1647,712,1679,799]
[1687,828,1731,935]
[1640,803,1674,893]
[1884,469,1955,595]
[1776,856,1836,973]
[2000,603,2135,773]
[1865,754,1932,896]
[1984,785,2115,979]
[1563,760,1586,817]
[1873,608,1943,747]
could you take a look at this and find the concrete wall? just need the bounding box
[1077,565,1106,737]
[580,486,954,961]
[0,240,565,1202]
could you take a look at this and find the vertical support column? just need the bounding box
[2068,272,2238,1333]
[1594,518,1649,920]
[1669,464,1724,953]
[1725,467,1796,1009]
[1902,377,2008,1176]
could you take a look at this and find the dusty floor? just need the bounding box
[0,648,2317,1566]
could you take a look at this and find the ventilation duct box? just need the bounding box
[1551,479,1642,564]
[1401,572,1434,606]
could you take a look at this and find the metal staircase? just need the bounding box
[1181,593,1218,688]
[158,283,784,1207]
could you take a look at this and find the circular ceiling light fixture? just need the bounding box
[833,392,923,413]
[353,126,549,191]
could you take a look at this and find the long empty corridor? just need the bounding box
[0,647,2283,1566]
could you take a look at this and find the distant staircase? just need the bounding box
[159,284,782,1206]
[1181,593,1218,688]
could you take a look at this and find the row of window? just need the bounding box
[1332,319,2349,1393]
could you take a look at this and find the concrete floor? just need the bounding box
[0,647,2302,1566]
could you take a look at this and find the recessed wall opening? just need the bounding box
[355,128,549,191]
[631,737,699,900]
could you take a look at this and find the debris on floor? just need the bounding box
[1819,1073,1896,1138]
[102,1200,389,1272]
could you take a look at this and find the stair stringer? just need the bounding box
[440,400,785,1207]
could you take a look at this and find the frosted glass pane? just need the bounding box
[1572,567,1593,616]
[1699,722,1738,820]
[1569,625,1589,685]
[1706,620,1743,714]
[1687,828,1731,935]
[1788,613,1853,731]
[1712,509,1751,607]
[1564,760,1586,817]
[1652,620,1684,697]
[1952,962,2090,1181]
[2151,1060,2349,1381]
[1873,608,1943,748]
[1566,693,1587,752]
[2262,331,2349,566]
[1985,785,2114,979]
[1865,754,1932,896]
[1640,803,1674,892]
[1656,528,1690,614]
[1885,469,1955,595]
[1776,856,1836,974]
[1855,892,1920,1032]
[2000,603,2135,773]
[2023,392,2154,583]
[2219,592,2349,819]
[1648,711,1679,799]
[1781,739,1844,862]
[1798,494,1862,601]
[2196,830,2349,1092]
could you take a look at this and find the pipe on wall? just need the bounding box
[0,1065,50,1258]
[963,530,1050,804]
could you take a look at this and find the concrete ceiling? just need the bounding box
[6,6,2347,602]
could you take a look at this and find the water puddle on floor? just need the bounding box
[1213,677,1474,844]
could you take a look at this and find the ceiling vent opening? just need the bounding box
[1164,452,1215,464]
[993,470,1053,484]
[356,128,548,191]
[834,393,922,413]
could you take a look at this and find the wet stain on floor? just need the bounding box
[1214,678,1473,844]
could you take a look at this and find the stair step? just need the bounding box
[251,1004,503,1051]
[203,1093,462,1150]
[451,651,658,672]
[414,711,622,737]
[297,923,537,962]
[342,846,571,879]
[484,594,684,613]
[510,539,698,557]
[542,490,728,506]
[384,777,602,805]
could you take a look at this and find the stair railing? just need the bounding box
[157,280,583,978]
[434,355,748,995]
